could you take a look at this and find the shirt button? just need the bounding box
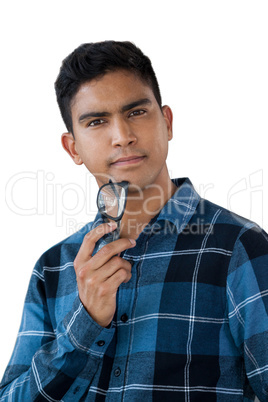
[114,367,121,377]
[97,340,105,347]
[120,313,128,322]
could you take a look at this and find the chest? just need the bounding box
[115,230,231,357]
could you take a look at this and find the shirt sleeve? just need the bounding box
[0,259,115,401]
[227,224,268,401]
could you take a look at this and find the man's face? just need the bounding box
[62,69,173,192]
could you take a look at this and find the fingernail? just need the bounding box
[129,239,136,246]
[107,222,117,229]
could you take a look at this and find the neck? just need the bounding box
[120,176,177,239]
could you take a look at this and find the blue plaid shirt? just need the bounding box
[1,178,268,401]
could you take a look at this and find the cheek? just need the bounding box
[150,127,169,156]
[76,139,99,163]
[155,142,169,163]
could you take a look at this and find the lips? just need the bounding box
[111,155,146,166]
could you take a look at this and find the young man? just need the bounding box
[0,41,267,401]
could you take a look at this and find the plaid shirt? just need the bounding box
[1,178,268,401]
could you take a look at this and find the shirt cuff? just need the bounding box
[63,296,115,358]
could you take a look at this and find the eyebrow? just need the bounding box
[78,98,152,123]
[121,98,152,113]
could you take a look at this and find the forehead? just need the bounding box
[71,70,155,114]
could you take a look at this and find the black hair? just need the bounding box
[54,41,162,134]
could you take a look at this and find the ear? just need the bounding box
[162,105,173,141]
[61,132,83,165]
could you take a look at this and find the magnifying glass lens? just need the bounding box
[98,184,127,219]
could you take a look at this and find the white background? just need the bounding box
[0,0,267,387]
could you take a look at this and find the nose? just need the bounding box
[111,118,137,147]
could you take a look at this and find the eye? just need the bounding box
[129,109,146,117]
[88,119,106,127]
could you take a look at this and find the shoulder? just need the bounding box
[196,197,254,228]
[193,197,268,254]
[196,197,262,235]
[198,198,268,267]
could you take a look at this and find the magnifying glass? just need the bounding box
[95,180,129,252]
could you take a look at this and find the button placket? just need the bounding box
[109,254,138,390]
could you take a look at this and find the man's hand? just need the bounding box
[74,222,136,327]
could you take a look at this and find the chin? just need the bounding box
[107,168,159,192]
[127,176,155,194]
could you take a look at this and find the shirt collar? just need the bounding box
[92,177,200,234]
[155,177,200,234]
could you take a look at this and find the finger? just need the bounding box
[90,237,136,269]
[74,222,117,269]
[104,256,132,281]
[81,257,132,286]
[105,266,133,291]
